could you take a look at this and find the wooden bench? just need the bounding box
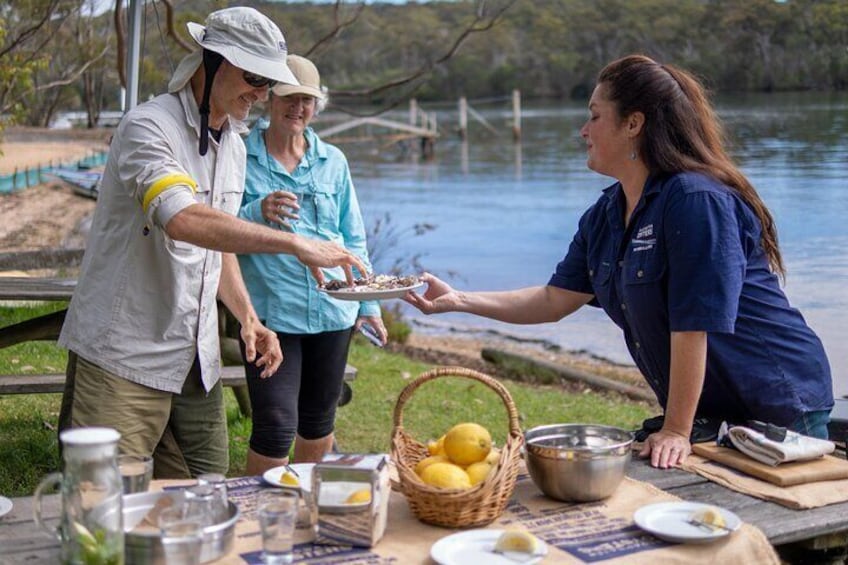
[0,364,358,415]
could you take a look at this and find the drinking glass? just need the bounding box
[258,491,298,565]
[196,472,229,523]
[117,454,153,494]
[184,484,217,528]
[159,505,203,565]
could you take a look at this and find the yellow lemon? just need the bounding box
[279,471,299,487]
[465,460,494,485]
[493,530,541,554]
[427,435,446,456]
[692,506,726,529]
[443,422,492,466]
[419,462,472,489]
[485,447,502,465]
[414,454,450,476]
[344,488,372,504]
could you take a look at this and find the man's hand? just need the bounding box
[294,237,368,286]
[240,319,283,378]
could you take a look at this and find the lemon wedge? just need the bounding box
[692,506,726,529]
[72,521,99,551]
[344,488,371,504]
[279,471,299,487]
[493,529,540,554]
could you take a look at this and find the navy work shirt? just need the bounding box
[549,172,832,426]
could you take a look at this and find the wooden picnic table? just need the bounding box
[1,456,846,564]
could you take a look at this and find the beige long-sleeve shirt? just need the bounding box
[59,85,248,393]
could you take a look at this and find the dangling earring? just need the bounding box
[629,146,637,161]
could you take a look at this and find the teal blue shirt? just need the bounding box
[238,120,379,334]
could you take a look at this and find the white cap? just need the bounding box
[170,7,298,93]
[60,427,121,460]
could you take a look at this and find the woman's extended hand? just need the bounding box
[261,190,300,229]
[638,428,692,469]
[403,272,458,314]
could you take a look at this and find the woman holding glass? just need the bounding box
[237,55,385,474]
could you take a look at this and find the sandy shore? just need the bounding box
[0,128,109,252]
[0,127,652,401]
[0,127,110,174]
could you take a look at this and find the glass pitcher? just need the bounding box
[34,427,124,565]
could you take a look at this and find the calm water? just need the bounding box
[330,92,848,398]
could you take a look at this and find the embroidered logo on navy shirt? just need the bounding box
[632,223,656,252]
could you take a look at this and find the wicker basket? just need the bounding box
[390,366,524,528]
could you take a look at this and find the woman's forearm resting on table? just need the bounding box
[664,331,709,439]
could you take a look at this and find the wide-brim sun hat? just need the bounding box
[185,7,298,86]
[272,55,325,100]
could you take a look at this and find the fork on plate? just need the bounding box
[687,518,734,533]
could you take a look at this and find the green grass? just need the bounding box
[0,305,653,497]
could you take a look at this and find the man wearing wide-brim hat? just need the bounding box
[58,7,367,479]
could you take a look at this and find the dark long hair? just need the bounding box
[598,55,784,277]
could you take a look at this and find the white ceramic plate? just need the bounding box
[262,463,315,492]
[430,529,548,565]
[633,501,741,544]
[321,282,425,302]
[0,496,13,518]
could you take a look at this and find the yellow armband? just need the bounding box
[142,173,198,214]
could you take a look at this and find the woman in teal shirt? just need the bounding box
[238,55,386,474]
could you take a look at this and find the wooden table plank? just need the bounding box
[0,277,76,301]
[0,494,61,563]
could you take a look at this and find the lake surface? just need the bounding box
[330,92,848,399]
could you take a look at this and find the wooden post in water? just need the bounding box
[512,89,522,142]
[458,96,468,140]
[409,98,418,127]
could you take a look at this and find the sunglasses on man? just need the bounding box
[242,71,277,89]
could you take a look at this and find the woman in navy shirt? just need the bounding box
[405,54,832,469]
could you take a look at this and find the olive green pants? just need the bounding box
[58,352,229,479]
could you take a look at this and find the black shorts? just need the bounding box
[239,327,354,459]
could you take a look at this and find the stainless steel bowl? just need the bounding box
[524,424,633,502]
[122,490,240,564]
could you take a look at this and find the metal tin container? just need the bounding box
[312,454,390,548]
[524,423,633,502]
[122,490,240,564]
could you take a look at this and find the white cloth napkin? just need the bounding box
[727,426,835,466]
